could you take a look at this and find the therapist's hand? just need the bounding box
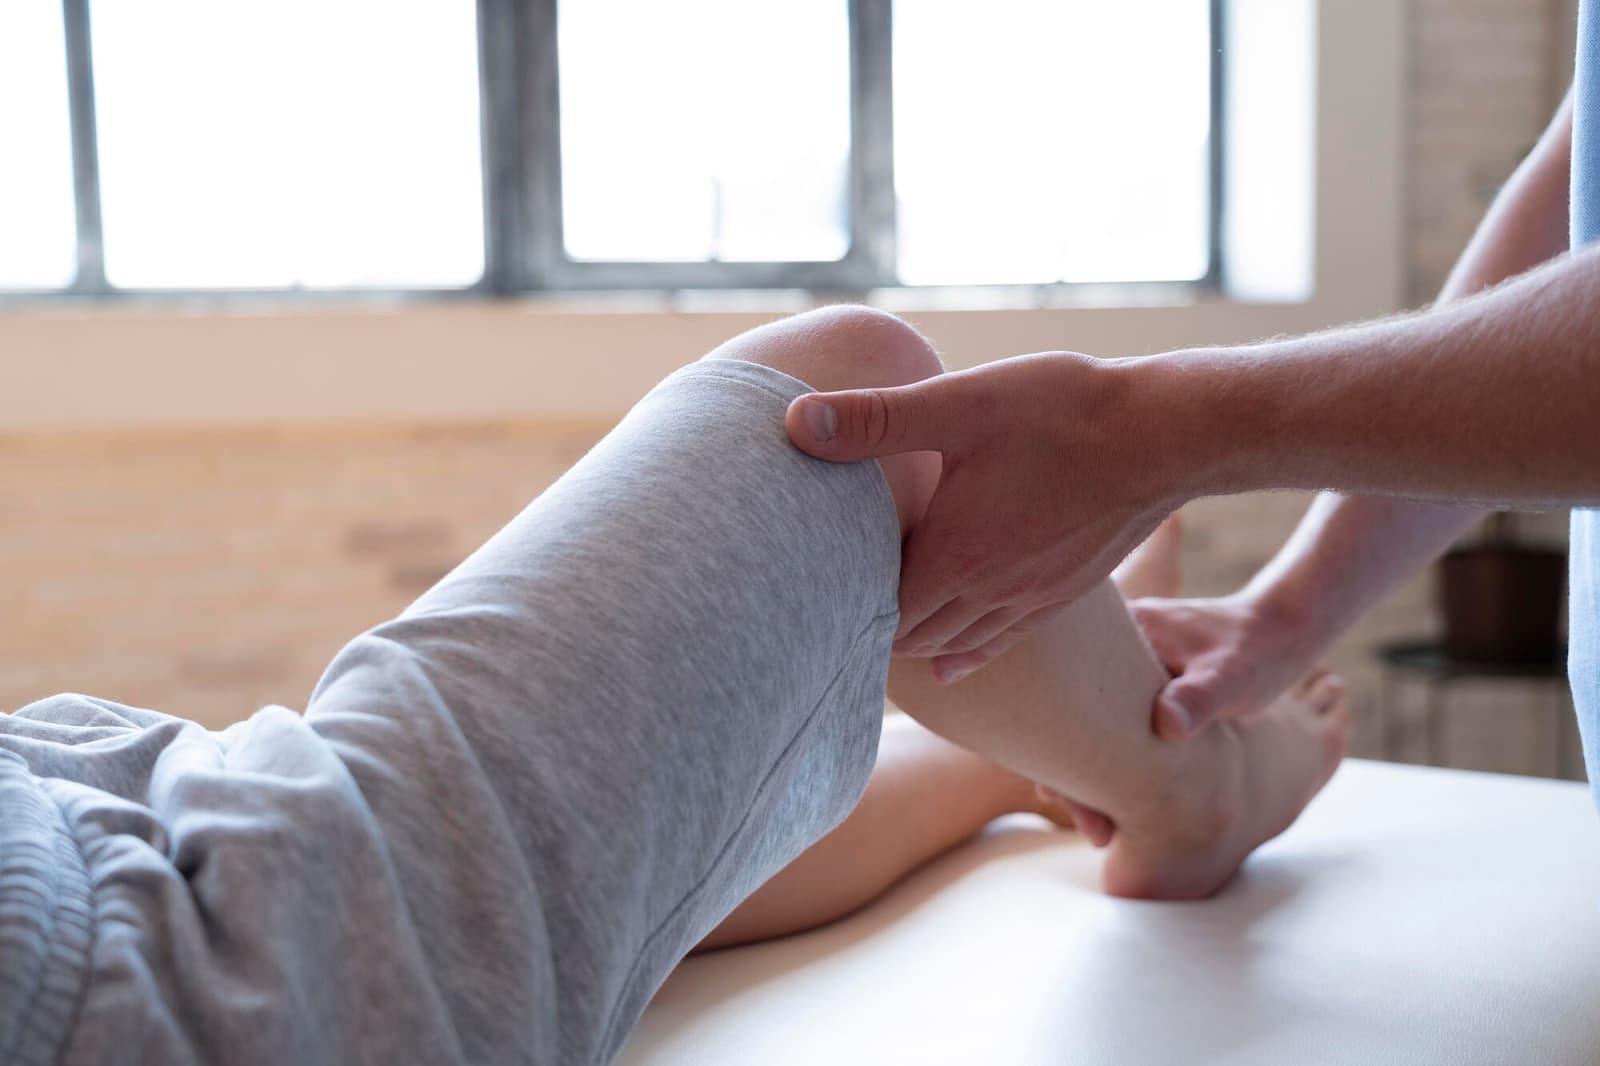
[1130,591,1334,740]
[786,350,1186,682]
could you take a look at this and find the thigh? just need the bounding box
[3,360,902,1066]
[303,358,903,1063]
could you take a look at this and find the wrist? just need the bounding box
[1239,552,1360,655]
[1238,578,1325,647]
[1118,347,1284,502]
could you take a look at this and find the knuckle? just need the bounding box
[944,634,982,655]
[864,390,895,450]
[1006,619,1041,643]
[996,578,1030,602]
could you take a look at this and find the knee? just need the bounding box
[706,305,944,536]
[789,305,945,391]
[706,304,944,395]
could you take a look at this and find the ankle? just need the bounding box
[1099,727,1246,900]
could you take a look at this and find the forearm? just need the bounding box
[1152,87,1588,507]
[1222,92,1572,629]
[1241,495,1481,643]
[1152,239,1600,506]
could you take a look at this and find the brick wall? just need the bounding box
[1407,0,1574,304]
[1155,0,1582,780]
[1,0,1586,781]
[3,420,607,726]
[1379,0,1579,777]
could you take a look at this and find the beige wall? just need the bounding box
[2,1,1585,780]
[3,419,607,725]
[1407,0,1576,303]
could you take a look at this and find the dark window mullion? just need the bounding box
[848,0,896,288]
[18,0,1220,302]
[476,0,530,295]
[522,0,563,291]
[61,0,105,293]
[1206,0,1227,289]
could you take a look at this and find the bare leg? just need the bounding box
[697,515,1187,952]
[696,714,1074,951]
[888,561,1349,900]
[1113,512,1184,599]
[690,307,1043,952]
[699,304,943,538]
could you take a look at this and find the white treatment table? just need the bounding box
[619,760,1600,1065]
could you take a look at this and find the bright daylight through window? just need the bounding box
[3,0,1216,295]
[559,0,852,264]
[893,0,1212,285]
[91,0,484,289]
[0,1,77,290]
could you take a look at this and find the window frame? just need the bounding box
[11,0,1225,303]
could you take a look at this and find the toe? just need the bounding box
[1307,672,1347,714]
[1308,677,1352,766]
[1291,666,1332,698]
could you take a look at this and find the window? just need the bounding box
[5,0,1221,298]
[893,1,1213,285]
[91,0,483,289]
[558,0,851,265]
[0,1,77,290]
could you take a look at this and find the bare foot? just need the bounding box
[1102,669,1351,900]
[1112,512,1183,601]
[1106,512,1348,897]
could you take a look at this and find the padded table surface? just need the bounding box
[620,760,1600,1065]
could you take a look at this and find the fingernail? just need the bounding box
[802,398,837,443]
[936,662,975,685]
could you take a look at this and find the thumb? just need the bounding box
[1154,672,1223,742]
[786,379,954,462]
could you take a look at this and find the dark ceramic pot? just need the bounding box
[1437,546,1566,664]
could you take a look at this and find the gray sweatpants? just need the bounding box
[0,360,901,1066]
